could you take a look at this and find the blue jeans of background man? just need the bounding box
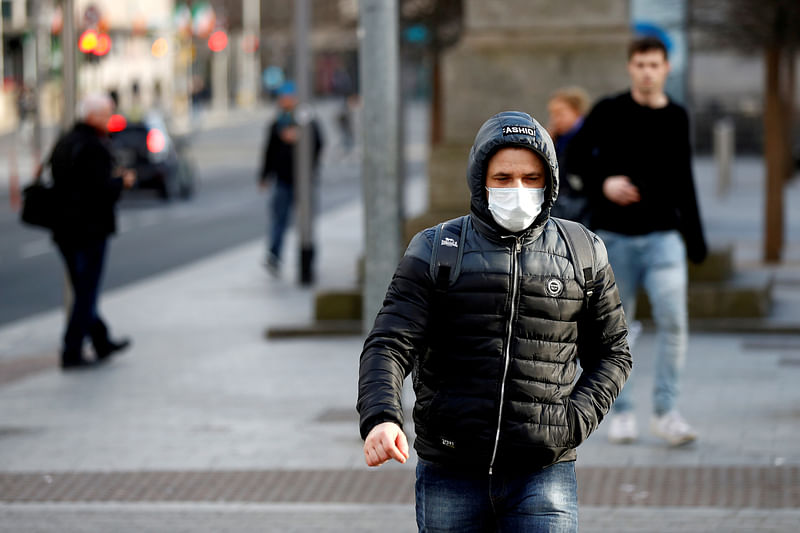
[415,459,577,532]
[56,238,111,358]
[268,181,294,261]
[597,229,688,415]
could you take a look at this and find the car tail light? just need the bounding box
[146,129,166,153]
[108,114,127,133]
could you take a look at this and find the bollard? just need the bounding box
[713,118,735,196]
[8,143,20,210]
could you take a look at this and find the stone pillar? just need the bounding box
[408,0,631,236]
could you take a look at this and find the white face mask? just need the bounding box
[486,186,546,232]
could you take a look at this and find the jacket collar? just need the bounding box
[469,209,547,246]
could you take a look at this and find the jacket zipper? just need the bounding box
[489,236,522,475]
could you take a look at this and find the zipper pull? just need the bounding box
[515,238,522,253]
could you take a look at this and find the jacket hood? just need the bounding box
[467,111,559,236]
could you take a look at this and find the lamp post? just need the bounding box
[358,0,402,332]
[61,0,76,130]
[294,0,314,285]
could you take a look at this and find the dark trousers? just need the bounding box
[268,181,294,261]
[56,238,112,359]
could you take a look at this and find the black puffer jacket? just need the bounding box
[358,111,631,472]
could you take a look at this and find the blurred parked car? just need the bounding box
[109,112,196,200]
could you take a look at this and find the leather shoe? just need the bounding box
[95,338,131,360]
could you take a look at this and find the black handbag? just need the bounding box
[20,178,57,230]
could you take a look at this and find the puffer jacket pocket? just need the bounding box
[563,397,592,448]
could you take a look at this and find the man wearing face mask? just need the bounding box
[358,111,631,532]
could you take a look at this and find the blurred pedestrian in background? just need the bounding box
[549,86,644,368]
[358,111,631,532]
[47,93,136,369]
[16,84,36,139]
[258,81,323,276]
[547,86,592,226]
[336,94,357,157]
[568,37,707,446]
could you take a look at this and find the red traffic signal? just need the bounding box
[93,33,111,56]
[78,29,111,56]
[208,30,228,52]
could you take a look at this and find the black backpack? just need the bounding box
[429,215,598,305]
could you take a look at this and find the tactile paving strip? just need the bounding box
[1,466,798,507]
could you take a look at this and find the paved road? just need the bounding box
[0,101,423,327]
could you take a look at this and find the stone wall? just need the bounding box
[418,0,632,221]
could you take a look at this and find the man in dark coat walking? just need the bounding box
[50,93,135,369]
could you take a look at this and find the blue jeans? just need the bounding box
[415,459,577,532]
[268,181,294,261]
[597,230,688,415]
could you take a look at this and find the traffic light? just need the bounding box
[93,33,111,56]
[78,29,112,60]
[207,30,228,52]
[78,29,98,53]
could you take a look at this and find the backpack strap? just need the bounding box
[552,217,597,306]
[429,215,467,291]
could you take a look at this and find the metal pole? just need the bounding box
[358,0,402,333]
[32,0,49,164]
[211,46,229,112]
[242,0,260,106]
[713,118,734,197]
[61,0,76,130]
[0,0,4,84]
[294,0,314,285]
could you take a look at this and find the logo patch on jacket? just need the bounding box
[502,125,535,137]
[546,278,564,297]
[441,437,456,449]
[441,237,458,248]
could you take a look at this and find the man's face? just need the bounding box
[278,93,297,111]
[547,98,581,137]
[485,147,547,190]
[86,101,113,134]
[628,50,670,95]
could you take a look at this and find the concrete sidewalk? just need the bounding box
[1,168,800,531]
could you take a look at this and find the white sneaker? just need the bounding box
[263,254,281,277]
[608,412,638,444]
[651,410,697,446]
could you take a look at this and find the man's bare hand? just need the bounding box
[603,175,641,206]
[121,169,136,189]
[363,422,409,467]
[279,125,299,144]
